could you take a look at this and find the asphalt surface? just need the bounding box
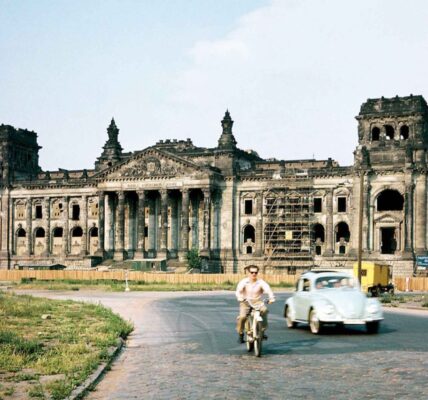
[21,291,428,400]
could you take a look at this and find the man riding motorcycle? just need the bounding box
[235,266,275,343]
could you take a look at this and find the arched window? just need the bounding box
[71,227,83,237]
[35,227,45,238]
[313,224,325,243]
[90,227,98,237]
[377,190,404,211]
[244,225,255,243]
[371,127,380,141]
[400,125,409,140]
[17,228,26,237]
[384,125,394,140]
[53,227,63,237]
[335,222,350,242]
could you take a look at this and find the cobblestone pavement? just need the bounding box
[24,291,428,400]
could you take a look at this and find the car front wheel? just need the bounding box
[366,321,380,334]
[309,309,323,334]
[285,306,297,329]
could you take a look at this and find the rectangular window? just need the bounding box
[35,205,43,219]
[244,199,253,215]
[314,198,322,213]
[338,197,347,212]
[72,204,80,220]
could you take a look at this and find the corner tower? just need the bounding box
[95,118,124,171]
[354,95,428,169]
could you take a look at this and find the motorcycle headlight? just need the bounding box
[367,303,380,314]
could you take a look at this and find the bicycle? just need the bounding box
[244,299,269,357]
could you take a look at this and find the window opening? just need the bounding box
[313,224,325,242]
[371,127,380,141]
[381,227,396,254]
[339,245,346,254]
[335,222,350,242]
[35,205,43,219]
[71,227,83,237]
[400,125,409,140]
[53,227,63,237]
[35,228,45,238]
[315,245,321,255]
[246,246,253,254]
[244,199,253,215]
[314,198,322,213]
[72,204,80,220]
[384,125,394,140]
[244,225,255,243]
[377,190,404,211]
[338,197,347,212]
[17,228,26,237]
[90,227,98,237]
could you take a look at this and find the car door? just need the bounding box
[294,278,311,320]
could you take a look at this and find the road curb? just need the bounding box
[67,337,125,400]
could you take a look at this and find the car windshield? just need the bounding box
[315,275,356,290]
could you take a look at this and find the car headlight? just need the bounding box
[367,303,380,314]
[321,304,335,314]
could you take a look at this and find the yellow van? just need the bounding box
[353,262,394,296]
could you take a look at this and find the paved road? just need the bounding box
[25,291,428,400]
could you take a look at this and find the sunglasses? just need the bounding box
[249,271,258,275]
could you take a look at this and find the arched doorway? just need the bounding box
[52,227,63,255]
[16,228,26,256]
[34,227,45,256]
[70,226,83,255]
[89,227,98,255]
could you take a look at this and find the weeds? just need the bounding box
[0,292,133,400]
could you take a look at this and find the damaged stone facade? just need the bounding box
[1,96,427,276]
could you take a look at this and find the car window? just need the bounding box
[302,279,311,292]
[315,275,355,289]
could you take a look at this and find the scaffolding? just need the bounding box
[263,188,314,267]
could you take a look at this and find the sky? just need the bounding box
[2,0,428,171]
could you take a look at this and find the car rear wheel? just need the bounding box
[309,309,323,334]
[366,321,380,334]
[285,306,297,329]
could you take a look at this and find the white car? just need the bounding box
[284,271,383,334]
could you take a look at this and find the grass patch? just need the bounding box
[12,278,294,292]
[0,291,133,400]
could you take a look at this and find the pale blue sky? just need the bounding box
[1,0,428,171]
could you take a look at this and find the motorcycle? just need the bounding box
[244,299,269,357]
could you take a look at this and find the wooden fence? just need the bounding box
[1,270,427,291]
[394,276,428,292]
[0,270,299,286]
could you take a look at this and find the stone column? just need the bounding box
[324,190,334,256]
[135,191,146,258]
[415,174,427,254]
[362,180,371,252]
[170,195,178,254]
[81,195,88,255]
[96,192,105,256]
[43,197,50,256]
[255,192,263,256]
[62,197,69,255]
[26,198,33,255]
[179,188,190,260]
[114,191,125,260]
[159,190,168,255]
[107,194,115,252]
[191,194,199,248]
[202,189,211,254]
[404,184,413,252]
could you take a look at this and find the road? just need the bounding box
[25,291,428,400]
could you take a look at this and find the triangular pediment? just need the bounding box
[95,148,215,180]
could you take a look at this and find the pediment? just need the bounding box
[96,149,213,180]
[374,213,402,224]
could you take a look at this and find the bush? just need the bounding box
[187,249,202,270]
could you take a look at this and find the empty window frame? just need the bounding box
[337,197,347,212]
[35,205,43,219]
[72,204,80,220]
[244,199,253,215]
[371,127,380,141]
[314,198,322,213]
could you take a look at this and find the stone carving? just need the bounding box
[120,156,185,177]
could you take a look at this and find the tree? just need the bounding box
[187,248,202,270]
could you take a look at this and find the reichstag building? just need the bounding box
[1,95,426,275]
